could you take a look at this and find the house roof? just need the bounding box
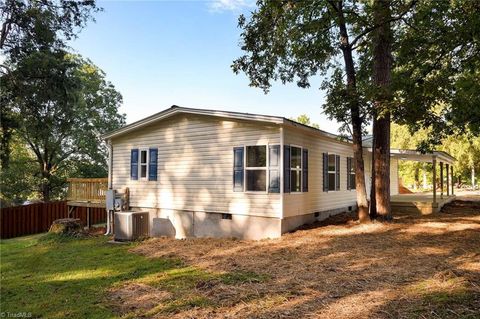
[102,105,348,142]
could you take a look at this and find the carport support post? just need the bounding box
[451,166,454,195]
[432,158,437,206]
[440,162,444,199]
[445,164,450,197]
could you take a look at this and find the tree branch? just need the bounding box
[349,0,418,48]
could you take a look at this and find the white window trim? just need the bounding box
[139,148,149,180]
[290,145,303,194]
[328,153,337,192]
[244,144,269,193]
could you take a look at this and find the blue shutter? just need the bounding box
[284,145,291,193]
[302,149,308,192]
[268,145,280,193]
[335,155,341,191]
[233,147,244,192]
[323,152,328,192]
[131,149,139,180]
[148,148,158,181]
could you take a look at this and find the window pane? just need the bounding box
[140,150,147,164]
[350,174,356,189]
[141,165,147,178]
[291,170,301,192]
[246,170,266,191]
[291,147,302,168]
[269,145,279,167]
[246,146,266,167]
[328,173,336,190]
[269,170,280,190]
[328,154,336,171]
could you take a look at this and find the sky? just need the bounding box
[70,0,342,133]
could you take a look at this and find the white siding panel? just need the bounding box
[363,152,399,197]
[111,114,281,218]
[283,127,357,218]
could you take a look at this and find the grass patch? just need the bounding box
[0,234,181,318]
[0,234,269,318]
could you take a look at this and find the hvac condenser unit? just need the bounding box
[114,211,149,241]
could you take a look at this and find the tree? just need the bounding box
[0,0,99,59]
[391,0,480,145]
[1,0,100,168]
[233,0,375,221]
[290,114,320,129]
[369,0,394,220]
[1,51,125,201]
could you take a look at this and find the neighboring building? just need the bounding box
[103,106,454,240]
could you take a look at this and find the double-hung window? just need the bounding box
[245,146,267,192]
[348,157,356,190]
[139,149,148,179]
[290,146,302,192]
[328,154,337,191]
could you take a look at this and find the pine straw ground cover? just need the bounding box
[109,198,480,319]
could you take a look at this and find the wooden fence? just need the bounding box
[0,201,106,239]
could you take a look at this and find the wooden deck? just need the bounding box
[391,194,456,215]
[66,178,108,227]
[66,178,108,207]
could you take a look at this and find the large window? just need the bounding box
[328,154,337,191]
[290,146,302,192]
[246,146,267,191]
[140,149,148,179]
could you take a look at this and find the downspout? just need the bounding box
[280,126,284,222]
[105,140,113,235]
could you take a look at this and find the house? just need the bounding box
[103,106,455,240]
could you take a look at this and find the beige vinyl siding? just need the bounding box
[111,114,281,218]
[363,152,399,197]
[282,127,357,218]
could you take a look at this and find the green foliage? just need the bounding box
[0,133,39,206]
[1,51,125,201]
[0,0,125,202]
[391,123,480,189]
[392,0,480,140]
[0,0,100,61]
[290,114,320,129]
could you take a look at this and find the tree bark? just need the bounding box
[337,1,370,222]
[371,0,393,220]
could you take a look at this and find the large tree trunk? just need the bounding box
[337,2,369,222]
[371,0,393,220]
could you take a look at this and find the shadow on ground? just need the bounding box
[114,199,480,319]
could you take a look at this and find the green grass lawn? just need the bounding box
[0,233,264,319]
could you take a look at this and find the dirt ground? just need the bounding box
[115,196,480,318]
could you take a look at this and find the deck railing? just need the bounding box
[66,178,108,203]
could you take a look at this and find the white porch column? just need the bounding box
[451,165,454,195]
[440,161,444,199]
[446,163,450,196]
[432,157,437,206]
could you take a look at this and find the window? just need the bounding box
[290,146,302,192]
[246,146,267,191]
[140,150,148,179]
[328,154,336,191]
[349,157,356,190]
[221,213,232,220]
